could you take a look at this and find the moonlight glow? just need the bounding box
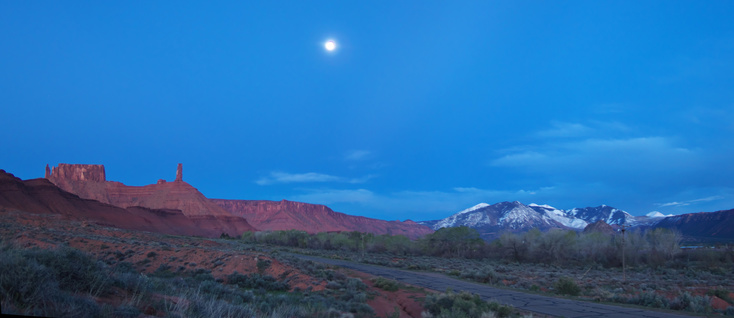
[324,40,336,51]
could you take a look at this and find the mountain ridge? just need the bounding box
[421,201,734,241]
[211,199,432,239]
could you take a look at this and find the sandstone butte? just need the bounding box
[0,169,249,238]
[44,163,256,237]
[44,163,433,239]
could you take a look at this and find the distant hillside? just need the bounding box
[212,199,432,239]
[654,209,734,242]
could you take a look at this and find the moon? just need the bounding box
[324,40,337,52]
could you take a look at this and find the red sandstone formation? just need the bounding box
[175,163,183,182]
[0,170,248,237]
[211,199,433,239]
[44,164,256,236]
[41,163,432,239]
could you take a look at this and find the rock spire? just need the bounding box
[175,163,183,182]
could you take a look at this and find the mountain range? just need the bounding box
[2,163,731,242]
[419,201,734,241]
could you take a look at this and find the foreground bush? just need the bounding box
[553,276,581,296]
[423,290,515,318]
[0,244,111,317]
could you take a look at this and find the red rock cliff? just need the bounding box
[45,164,256,236]
[211,199,433,239]
[0,169,247,237]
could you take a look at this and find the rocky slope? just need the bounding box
[0,170,248,237]
[44,163,256,236]
[211,199,433,239]
[582,220,616,235]
[654,209,734,241]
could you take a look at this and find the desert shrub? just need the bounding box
[189,268,216,282]
[226,272,288,292]
[151,263,176,278]
[627,290,669,308]
[50,292,102,318]
[461,265,500,284]
[670,291,712,313]
[257,258,271,273]
[554,276,581,296]
[372,277,399,291]
[26,246,112,296]
[345,277,367,291]
[0,245,108,317]
[707,287,733,303]
[115,261,137,274]
[0,248,58,310]
[325,280,343,289]
[423,291,513,318]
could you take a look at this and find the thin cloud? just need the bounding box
[256,172,341,185]
[256,171,374,185]
[345,150,372,161]
[289,186,557,219]
[658,195,724,207]
[536,122,591,138]
[491,137,697,177]
[290,188,375,204]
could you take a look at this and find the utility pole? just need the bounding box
[621,224,626,283]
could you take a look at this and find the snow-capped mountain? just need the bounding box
[421,201,579,240]
[567,205,636,226]
[421,202,734,242]
[421,201,644,240]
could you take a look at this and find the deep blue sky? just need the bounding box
[2,2,733,221]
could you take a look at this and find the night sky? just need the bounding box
[2,2,733,221]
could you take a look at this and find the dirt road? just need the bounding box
[292,254,694,318]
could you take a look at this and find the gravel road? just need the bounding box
[291,254,694,318]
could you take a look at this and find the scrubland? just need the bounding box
[2,208,732,316]
[241,226,734,315]
[0,210,531,317]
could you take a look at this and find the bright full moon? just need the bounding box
[324,40,336,51]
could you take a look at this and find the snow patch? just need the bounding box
[458,203,490,215]
[646,211,672,218]
[529,203,555,209]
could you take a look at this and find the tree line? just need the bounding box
[235,226,723,268]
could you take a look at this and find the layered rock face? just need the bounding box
[45,164,256,236]
[211,199,433,239]
[0,170,242,237]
